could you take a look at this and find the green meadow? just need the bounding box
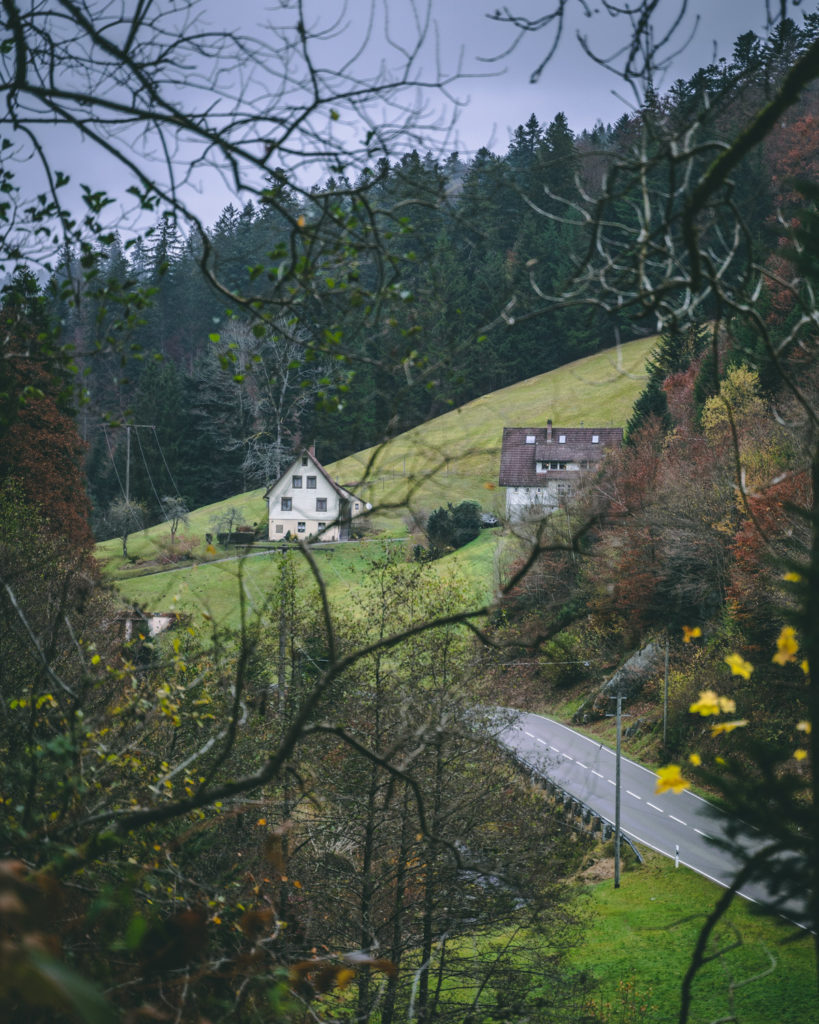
[104,334,655,621]
[574,853,816,1024]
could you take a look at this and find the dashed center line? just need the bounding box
[607,779,616,786]
[647,802,664,813]
[525,731,535,739]
[694,828,711,839]
[591,770,604,779]
[536,737,547,745]
[563,754,574,761]
[550,745,559,752]
[669,815,687,826]
[576,761,587,769]
[626,790,641,800]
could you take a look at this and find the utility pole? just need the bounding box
[663,633,670,749]
[614,693,622,889]
[606,693,629,889]
[125,424,131,504]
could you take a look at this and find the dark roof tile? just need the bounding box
[498,426,623,486]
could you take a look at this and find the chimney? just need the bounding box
[308,444,316,458]
[546,419,552,443]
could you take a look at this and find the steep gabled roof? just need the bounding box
[263,449,366,505]
[498,426,623,487]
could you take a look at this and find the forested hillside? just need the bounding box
[41,15,819,537]
[1,3,819,1022]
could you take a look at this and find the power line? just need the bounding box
[151,425,182,499]
[102,424,128,503]
[134,424,168,521]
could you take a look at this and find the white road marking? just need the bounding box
[536,737,547,745]
[669,815,687,826]
[563,754,574,761]
[550,745,559,752]
[591,770,604,778]
[576,761,587,769]
[501,712,798,920]
[525,731,535,738]
[607,779,616,786]
[523,712,724,813]
[647,802,664,813]
[626,790,641,800]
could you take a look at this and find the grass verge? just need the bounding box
[574,851,817,1024]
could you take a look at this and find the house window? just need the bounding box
[318,522,327,530]
[592,435,599,443]
[354,502,360,511]
[525,435,536,444]
[281,497,292,511]
[292,475,302,488]
[275,524,284,533]
[297,522,306,533]
[306,476,317,489]
[316,497,327,512]
[302,455,308,466]
[559,435,566,443]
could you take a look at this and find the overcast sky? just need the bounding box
[431,0,778,151]
[26,1,813,236]
[185,0,794,221]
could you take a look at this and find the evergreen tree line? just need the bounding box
[47,15,819,537]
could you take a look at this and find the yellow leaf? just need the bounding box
[796,720,812,735]
[689,690,722,716]
[688,753,702,766]
[710,719,748,736]
[794,749,808,761]
[656,764,690,794]
[90,654,101,665]
[783,571,802,582]
[297,214,306,228]
[336,968,356,989]
[682,625,702,643]
[724,653,753,679]
[801,659,810,676]
[772,626,799,666]
[257,818,267,826]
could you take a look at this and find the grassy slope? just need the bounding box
[576,853,817,1024]
[105,335,655,620]
[330,334,656,527]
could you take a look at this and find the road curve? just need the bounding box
[496,710,806,927]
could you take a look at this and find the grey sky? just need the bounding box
[435,0,776,151]
[19,1,813,237]
[187,0,795,220]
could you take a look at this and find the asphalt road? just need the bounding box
[497,710,807,927]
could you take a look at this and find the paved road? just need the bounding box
[497,710,807,927]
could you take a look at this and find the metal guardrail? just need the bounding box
[501,743,644,865]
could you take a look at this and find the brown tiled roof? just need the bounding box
[498,426,623,486]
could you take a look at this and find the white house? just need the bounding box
[498,420,623,521]
[264,447,370,541]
